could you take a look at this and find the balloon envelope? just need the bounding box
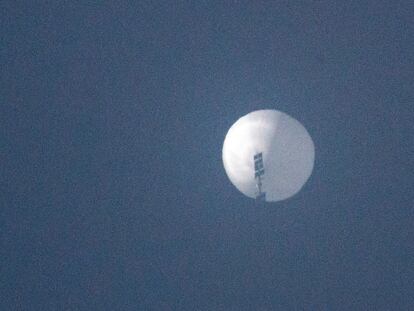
[222,109,315,202]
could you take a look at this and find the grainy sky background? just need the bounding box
[1,1,413,310]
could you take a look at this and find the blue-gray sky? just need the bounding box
[1,1,413,310]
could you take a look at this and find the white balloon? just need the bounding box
[222,109,315,202]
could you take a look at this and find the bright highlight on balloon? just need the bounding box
[222,109,315,202]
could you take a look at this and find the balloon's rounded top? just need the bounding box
[222,109,315,202]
